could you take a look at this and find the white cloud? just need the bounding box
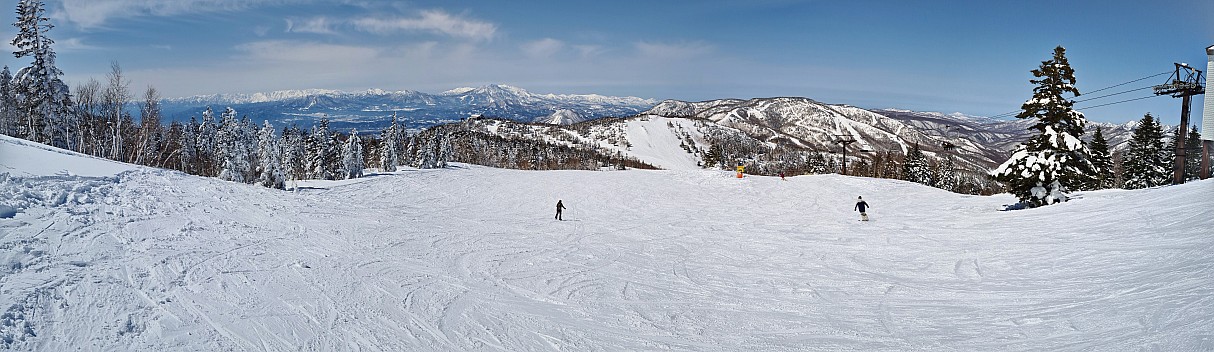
[53,0,304,29]
[286,17,336,35]
[573,45,606,59]
[56,37,98,51]
[521,38,564,59]
[235,40,380,63]
[634,41,715,60]
[353,10,496,41]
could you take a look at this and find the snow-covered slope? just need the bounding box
[2,138,1212,350]
[0,135,141,177]
[646,98,1001,170]
[539,109,586,125]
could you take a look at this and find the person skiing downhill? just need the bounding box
[555,200,566,221]
[855,196,870,221]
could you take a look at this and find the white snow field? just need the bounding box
[2,135,1213,351]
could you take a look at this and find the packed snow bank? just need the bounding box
[0,135,140,177]
[1,137,1213,351]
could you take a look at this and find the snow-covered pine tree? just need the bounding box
[992,46,1095,207]
[0,66,15,137]
[1122,113,1169,189]
[307,116,338,180]
[1087,126,1114,189]
[380,113,399,172]
[341,129,364,179]
[436,132,451,169]
[902,143,933,186]
[255,120,284,189]
[179,117,198,174]
[11,0,73,148]
[195,107,218,176]
[936,156,958,192]
[217,107,252,183]
[279,125,306,183]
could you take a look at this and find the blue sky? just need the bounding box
[8,0,1214,125]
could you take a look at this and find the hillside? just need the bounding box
[646,98,1141,171]
[2,136,1212,350]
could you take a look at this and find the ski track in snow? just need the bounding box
[1,162,1213,350]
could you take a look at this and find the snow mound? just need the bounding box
[0,135,141,177]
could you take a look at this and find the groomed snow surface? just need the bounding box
[2,135,1213,351]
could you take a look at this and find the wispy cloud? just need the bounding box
[521,38,564,59]
[56,37,98,51]
[634,41,715,60]
[53,0,305,29]
[235,40,380,63]
[353,10,496,41]
[285,16,337,35]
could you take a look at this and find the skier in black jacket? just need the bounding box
[555,200,566,221]
[855,196,870,221]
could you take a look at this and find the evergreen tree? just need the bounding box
[341,129,364,179]
[936,156,957,192]
[307,116,337,180]
[180,117,198,174]
[1087,127,1114,189]
[0,66,15,137]
[1122,113,1169,189]
[255,120,284,189]
[216,107,251,183]
[380,113,399,172]
[11,0,73,148]
[902,143,932,186]
[279,125,303,182]
[196,107,218,176]
[1184,125,1201,181]
[992,46,1094,207]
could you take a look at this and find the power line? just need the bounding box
[988,71,1172,119]
[1074,95,1160,111]
[1073,85,1153,103]
[1083,71,1171,95]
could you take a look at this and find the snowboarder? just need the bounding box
[555,200,566,221]
[855,196,870,221]
[779,171,786,181]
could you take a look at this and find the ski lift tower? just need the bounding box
[1152,61,1205,184]
[834,134,857,175]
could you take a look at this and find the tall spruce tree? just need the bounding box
[992,46,1095,207]
[11,0,72,148]
[255,120,284,189]
[902,143,932,186]
[341,129,364,179]
[1087,127,1114,189]
[380,113,399,172]
[0,66,15,137]
[1122,113,1169,189]
[216,108,251,183]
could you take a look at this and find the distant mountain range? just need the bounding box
[642,97,1138,169]
[159,84,656,131]
[159,85,1146,170]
